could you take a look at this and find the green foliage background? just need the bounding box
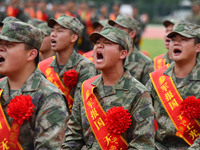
[140,38,167,60]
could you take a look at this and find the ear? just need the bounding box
[195,43,200,53]
[128,30,136,39]
[119,49,127,60]
[27,49,38,61]
[71,34,78,43]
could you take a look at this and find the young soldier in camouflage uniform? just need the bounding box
[62,26,155,149]
[0,21,69,149]
[146,22,200,149]
[153,18,177,70]
[38,15,97,112]
[108,15,154,85]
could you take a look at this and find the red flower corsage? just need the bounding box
[105,106,132,134]
[7,94,35,125]
[63,70,79,89]
[180,96,200,120]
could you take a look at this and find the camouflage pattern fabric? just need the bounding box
[38,22,52,36]
[108,15,141,34]
[162,52,173,65]
[163,17,178,28]
[92,19,110,29]
[188,136,200,150]
[0,16,21,26]
[48,15,84,37]
[125,47,154,85]
[27,18,44,28]
[42,51,97,100]
[0,69,69,149]
[0,21,44,50]
[62,70,155,149]
[89,26,132,52]
[146,60,200,149]
[167,21,200,38]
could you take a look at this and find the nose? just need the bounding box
[0,46,5,52]
[171,39,180,45]
[50,30,56,37]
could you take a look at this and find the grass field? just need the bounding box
[140,38,167,60]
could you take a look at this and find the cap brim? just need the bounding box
[92,22,102,29]
[167,31,194,38]
[0,34,22,43]
[89,32,103,43]
[163,20,173,27]
[89,32,118,45]
[48,18,58,28]
[108,20,128,29]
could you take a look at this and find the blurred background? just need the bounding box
[0,0,197,59]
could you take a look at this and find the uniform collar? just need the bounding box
[91,70,131,97]
[164,60,200,88]
[0,69,42,105]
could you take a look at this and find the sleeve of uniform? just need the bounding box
[141,62,154,85]
[34,93,69,149]
[62,89,85,149]
[145,79,157,105]
[188,137,200,150]
[128,91,155,149]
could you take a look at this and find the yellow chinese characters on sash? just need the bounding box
[0,89,23,150]
[150,65,200,145]
[154,54,166,70]
[38,56,74,112]
[82,76,128,150]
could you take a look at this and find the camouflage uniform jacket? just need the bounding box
[146,60,200,149]
[47,50,97,99]
[0,69,69,150]
[124,47,154,85]
[62,70,155,149]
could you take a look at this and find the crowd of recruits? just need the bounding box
[0,12,200,150]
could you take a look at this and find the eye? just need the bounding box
[104,41,111,45]
[95,40,100,44]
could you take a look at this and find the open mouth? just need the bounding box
[173,48,182,56]
[97,51,103,60]
[0,56,5,63]
[51,39,56,45]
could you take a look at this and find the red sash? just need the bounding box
[82,76,128,150]
[38,56,74,112]
[82,50,94,63]
[154,54,166,70]
[150,65,200,145]
[0,89,23,150]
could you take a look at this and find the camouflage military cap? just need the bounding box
[108,15,141,33]
[0,17,21,26]
[163,18,178,27]
[38,22,52,36]
[167,21,200,38]
[89,26,132,51]
[92,19,109,29]
[0,21,44,50]
[48,15,84,36]
[28,18,44,28]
